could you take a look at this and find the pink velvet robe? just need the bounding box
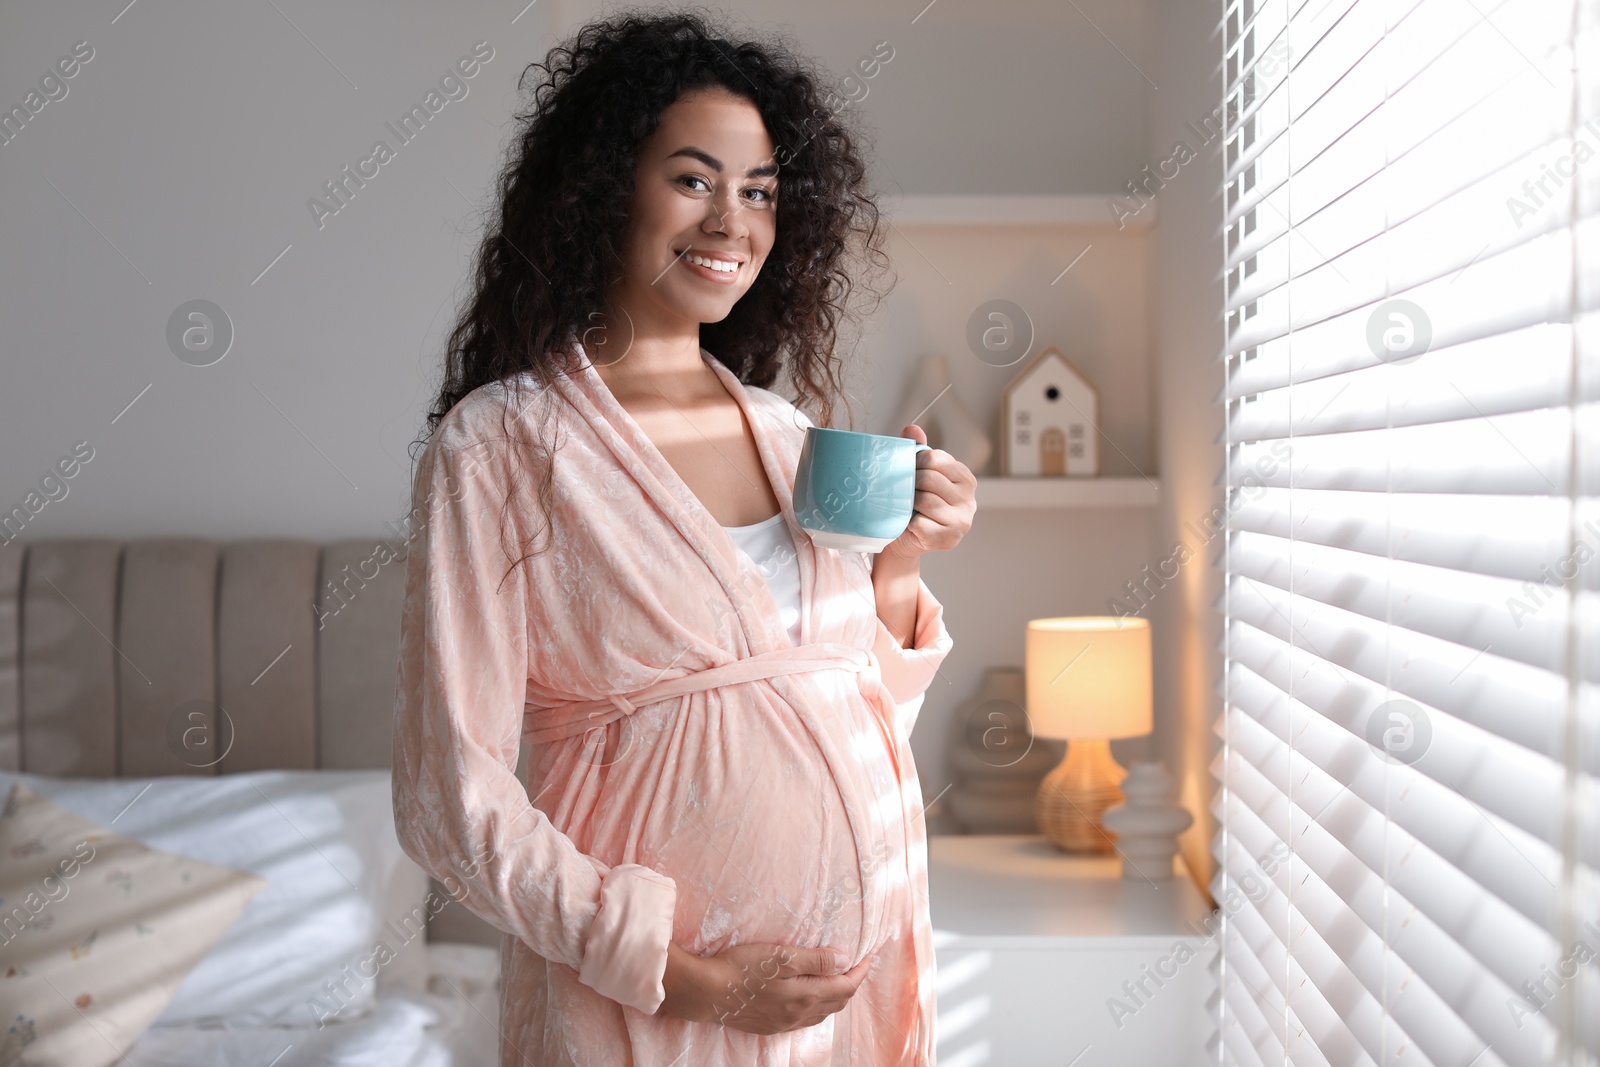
[391,347,954,1066]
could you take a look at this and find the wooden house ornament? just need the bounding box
[1000,346,1099,476]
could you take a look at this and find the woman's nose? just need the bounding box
[703,189,749,237]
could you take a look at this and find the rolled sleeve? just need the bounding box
[577,863,678,1014]
[871,576,954,735]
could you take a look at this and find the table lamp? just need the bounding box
[1026,616,1153,853]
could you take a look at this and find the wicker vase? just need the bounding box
[1035,738,1127,853]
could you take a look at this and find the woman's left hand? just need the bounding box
[881,424,976,562]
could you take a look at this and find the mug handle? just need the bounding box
[907,443,932,519]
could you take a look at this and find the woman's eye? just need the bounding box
[675,176,775,205]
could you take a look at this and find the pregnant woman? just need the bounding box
[391,12,975,1065]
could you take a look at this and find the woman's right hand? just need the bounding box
[659,941,872,1035]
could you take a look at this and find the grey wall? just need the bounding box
[1,0,1152,545]
[1,1,543,541]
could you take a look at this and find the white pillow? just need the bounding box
[0,769,421,1028]
[0,783,267,1067]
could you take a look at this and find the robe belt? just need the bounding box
[522,642,876,745]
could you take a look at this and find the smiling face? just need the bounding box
[607,86,779,333]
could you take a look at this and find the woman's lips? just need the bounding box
[679,254,742,285]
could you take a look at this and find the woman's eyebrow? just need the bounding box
[666,146,778,179]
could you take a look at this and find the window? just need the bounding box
[1215,0,1598,1064]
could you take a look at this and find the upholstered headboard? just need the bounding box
[0,537,506,947]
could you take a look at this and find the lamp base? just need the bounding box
[1035,738,1127,853]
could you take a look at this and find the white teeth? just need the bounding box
[684,252,738,273]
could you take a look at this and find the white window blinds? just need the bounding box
[1214,0,1598,1064]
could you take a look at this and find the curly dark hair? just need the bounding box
[413,8,893,573]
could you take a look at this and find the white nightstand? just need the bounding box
[929,834,1217,1067]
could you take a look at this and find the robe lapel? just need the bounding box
[551,344,817,652]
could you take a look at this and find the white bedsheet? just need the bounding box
[122,942,502,1067]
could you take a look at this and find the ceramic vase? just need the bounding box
[945,666,1060,833]
[1100,761,1195,880]
[891,354,993,473]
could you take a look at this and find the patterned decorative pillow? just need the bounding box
[0,782,267,1067]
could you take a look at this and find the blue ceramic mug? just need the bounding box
[792,427,932,553]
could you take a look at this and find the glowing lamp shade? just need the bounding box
[1026,617,1153,852]
[1026,617,1153,741]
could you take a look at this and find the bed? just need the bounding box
[0,537,507,1067]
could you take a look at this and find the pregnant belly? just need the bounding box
[532,671,907,967]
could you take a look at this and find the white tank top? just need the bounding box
[723,512,928,725]
[721,511,802,646]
